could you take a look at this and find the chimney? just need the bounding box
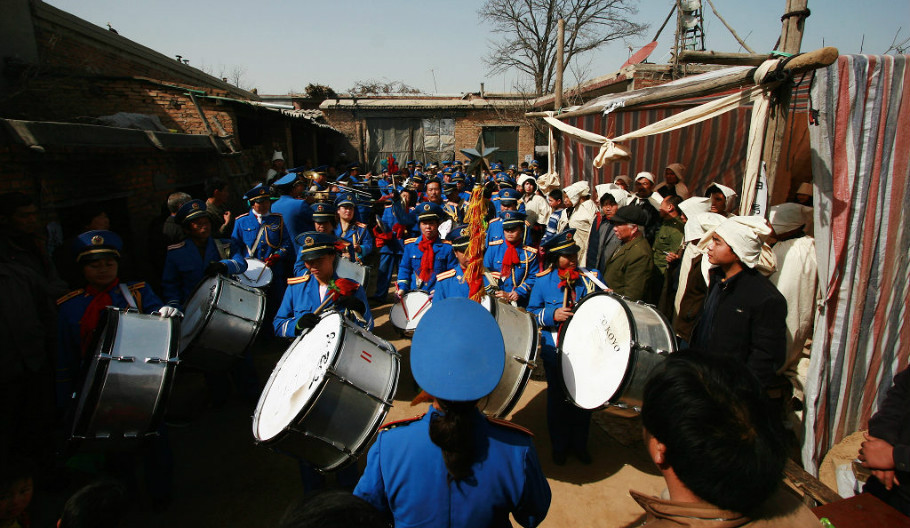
[480,83,485,97]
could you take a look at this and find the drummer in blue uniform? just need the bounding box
[295,202,336,275]
[56,230,179,407]
[271,172,314,252]
[274,231,373,338]
[371,192,414,302]
[432,225,474,302]
[334,192,373,263]
[161,199,247,310]
[354,298,551,527]
[396,202,457,296]
[487,188,531,246]
[441,182,467,226]
[527,229,606,465]
[484,210,538,307]
[231,184,294,321]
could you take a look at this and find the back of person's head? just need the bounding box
[277,489,386,528]
[58,480,126,528]
[641,351,786,515]
[0,192,33,219]
[428,398,478,482]
[205,178,227,198]
[166,192,192,214]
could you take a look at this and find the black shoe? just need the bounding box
[552,450,567,466]
[574,448,592,465]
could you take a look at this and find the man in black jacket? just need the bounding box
[689,216,787,393]
[860,366,910,516]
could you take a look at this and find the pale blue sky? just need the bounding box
[46,0,909,95]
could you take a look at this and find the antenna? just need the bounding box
[430,69,438,94]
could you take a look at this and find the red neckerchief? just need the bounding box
[558,268,579,308]
[418,237,435,283]
[79,279,119,356]
[501,240,520,278]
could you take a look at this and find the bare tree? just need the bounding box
[479,0,647,96]
[348,79,422,96]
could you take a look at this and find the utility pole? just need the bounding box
[762,0,810,203]
[554,18,565,110]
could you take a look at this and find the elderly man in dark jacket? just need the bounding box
[603,205,654,302]
[689,216,787,392]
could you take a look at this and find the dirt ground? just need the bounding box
[29,298,665,527]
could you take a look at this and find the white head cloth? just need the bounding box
[517,174,536,189]
[272,150,284,162]
[595,183,631,206]
[613,175,631,187]
[768,203,812,233]
[687,212,726,245]
[678,196,712,222]
[635,171,655,184]
[710,215,772,269]
[706,182,738,212]
[563,180,589,204]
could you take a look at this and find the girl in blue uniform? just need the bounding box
[354,298,551,527]
[527,229,605,465]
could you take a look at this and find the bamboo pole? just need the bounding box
[554,19,565,110]
[524,46,837,119]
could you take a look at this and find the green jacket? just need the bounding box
[651,217,685,274]
[603,235,654,302]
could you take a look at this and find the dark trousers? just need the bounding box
[373,253,400,299]
[542,345,592,454]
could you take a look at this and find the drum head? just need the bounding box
[254,313,343,442]
[389,291,431,332]
[180,276,218,351]
[559,293,632,410]
[336,258,367,285]
[237,258,272,288]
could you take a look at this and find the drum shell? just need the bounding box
[558,291,676,414]
[479,298,539,418]
[71,309,178,443]
[180,276,265,370]
[336,258,370,293]
[254,315,399,471]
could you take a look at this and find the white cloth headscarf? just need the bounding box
[595,184,632,206]
[678,197,712,225]
[563,180,590,206]
[705,182,738,213]
[768,203,812,233]
[635,171,655,184]
[705,215,772,269]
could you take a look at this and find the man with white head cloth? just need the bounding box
[556,181,597,267]
[689,216,788,394]
[654,163,691,199]
[673,210,725,344]
[586,185,631,276]
[630,171,662,243]
[703,182,738,217]
[767,203,817,400]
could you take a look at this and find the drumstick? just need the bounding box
[353,232,362,264]
[399,293,411,320]
[412,296,432,319]
[255,257,269,282]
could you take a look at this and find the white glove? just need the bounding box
[157,306,183,319]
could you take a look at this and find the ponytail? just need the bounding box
[428,399,478,482]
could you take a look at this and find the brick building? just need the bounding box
[0,0,343,282]
[320,92,538,171]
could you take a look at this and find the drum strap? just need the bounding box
[118,284,138,310]
[247,224,266,256]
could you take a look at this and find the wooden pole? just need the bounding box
[762,0,810,201]
[554,19,565,110]
[525,46,837,119]
[678,50,770,66]
[705,0,755,53]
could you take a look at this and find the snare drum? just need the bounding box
[180,275,266,370]
[236,258,272,288]
[70,308,179,442]
[389,290,432,336]
[558,292,676,414]
[479,297,539,418]
[253,312,399,471]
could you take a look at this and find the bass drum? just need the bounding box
[558,291,676,415]
[235,258,272,288]
[253,312,399,471]
[388,290,432,337]
[180,275,266,370]
[70,308,178,443]
[479,296,539,418]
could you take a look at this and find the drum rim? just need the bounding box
[238,257,273,287]
[482,301,539,418]
[180,276,223,350]
[557,290,639,410]
[180,275,266,359]
[252,312,346,443]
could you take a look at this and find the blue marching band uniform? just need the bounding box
[333,193,374,263]
[396,202,457,294]
[483,211,538,307]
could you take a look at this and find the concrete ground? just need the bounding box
[29,297,665,527]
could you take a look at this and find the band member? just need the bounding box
[232,184,294,317]
[271,173,315,252]
[334,192,373,263]
[487,190,532,246]
[56,231,179,406]
[396,202,457,296]
[527,229,605,465]
[484,211,538,307]
[354,298,551,527]
[442,182,467,225]
[372,192,414,302]
[274,231,373,338]
[432,225,472,302]
[161,200,247,309]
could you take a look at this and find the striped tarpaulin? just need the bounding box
[556,75,812,201]
[803,54,910,473]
